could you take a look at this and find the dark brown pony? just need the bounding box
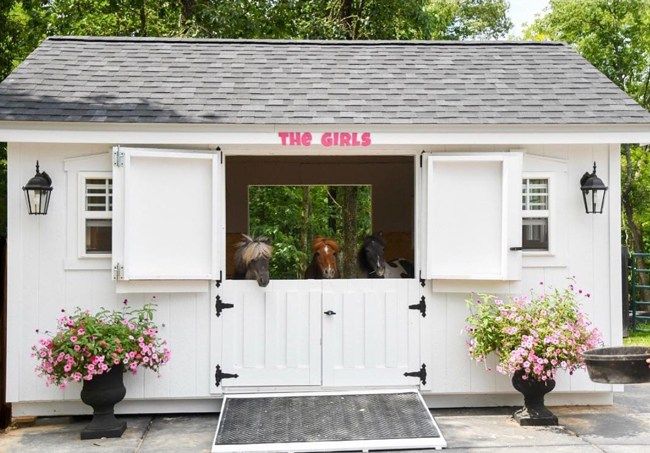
[304,236,340,279]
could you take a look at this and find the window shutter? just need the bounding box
[423,153,522,280]
[112,147,223,280]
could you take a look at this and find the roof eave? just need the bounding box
[1,120,649,146]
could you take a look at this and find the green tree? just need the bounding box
[524,0,650,257]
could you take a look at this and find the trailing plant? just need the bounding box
[32,302,171,388]
[465,282,602,381]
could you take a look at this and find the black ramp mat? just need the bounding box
[215,392,441,445]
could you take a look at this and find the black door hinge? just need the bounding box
[215,271,223,288]
[404,363,427,385]
[409,296,426,317]
[215,295,233,317]
[215,365,239,387]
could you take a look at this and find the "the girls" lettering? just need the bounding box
[278,131,372,147]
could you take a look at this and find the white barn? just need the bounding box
[1,37,650,418]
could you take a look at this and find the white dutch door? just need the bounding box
[217,280,322,387]
[322,279,421,387]
[215,279,421,389]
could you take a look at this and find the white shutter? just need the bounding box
[112,147,223,280]
[423,153,522,280]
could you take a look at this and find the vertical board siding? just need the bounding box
[218,281,321,387]
[8,144,616,405]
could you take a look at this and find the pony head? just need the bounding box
[359,232,386,278]
[312,236,339,279]
[235,234,273,287]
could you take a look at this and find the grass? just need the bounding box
[624,324,650,346]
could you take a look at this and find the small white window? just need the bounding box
[79,173,112,257]
[522,178,549,251]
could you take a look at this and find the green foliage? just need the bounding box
[32,303,171,388]
[524,0,650,254]
[249,185,371,278]
[524,0,650,105]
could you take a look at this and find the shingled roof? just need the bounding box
[0,36,648,125]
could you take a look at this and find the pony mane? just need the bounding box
[312,236,340,253]
[235,235,273,266]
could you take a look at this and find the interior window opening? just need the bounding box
[225,156,415,281]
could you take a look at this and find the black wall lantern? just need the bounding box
[580,162,607,214]
[22,161,53,215]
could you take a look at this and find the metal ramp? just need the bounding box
[212,390,446,452]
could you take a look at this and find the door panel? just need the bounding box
[322,279,420,387]
[219,280,322,387]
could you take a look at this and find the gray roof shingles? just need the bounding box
[0,36,648,125]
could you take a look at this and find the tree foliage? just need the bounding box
[249,185,371,279]
[524,0,650,255]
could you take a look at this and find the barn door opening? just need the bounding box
[422,152,523,281]
[112,147,223,281]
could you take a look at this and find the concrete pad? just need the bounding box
[446,447,602,453]
[599,446,650,453]
[553,386,650,447]
[138,414,218,453]
[434,415,591,449]
[0,416,151,452]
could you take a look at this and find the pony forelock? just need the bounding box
[312,236,339,253]
[236,236,273,266]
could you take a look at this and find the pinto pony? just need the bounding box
[234,234,273,287]
[304,236,340,279]
[358,232,415,279]
[358,232,387,278]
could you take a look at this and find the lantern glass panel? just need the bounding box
[25,188,51,214]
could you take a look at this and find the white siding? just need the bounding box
[7,142,620,412]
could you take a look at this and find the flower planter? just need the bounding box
[511,370,558,426]
[80,365,127,440]
[584,346,650,384]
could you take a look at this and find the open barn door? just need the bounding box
[422,152,522,281]
[112,147,223,281]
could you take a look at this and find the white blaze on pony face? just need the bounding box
[322,245,336,278]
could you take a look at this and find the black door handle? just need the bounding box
[509,246,523,251]
[324,310,336,316]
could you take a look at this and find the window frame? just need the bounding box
[77,171,113,259]
[522,172,553,257]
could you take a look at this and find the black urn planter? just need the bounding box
[79,365,127,440]
[511,370,558,426]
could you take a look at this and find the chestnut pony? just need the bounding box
[304,236,340,279]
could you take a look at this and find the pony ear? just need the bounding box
[241,234,253,243]
[259,236,272,245]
